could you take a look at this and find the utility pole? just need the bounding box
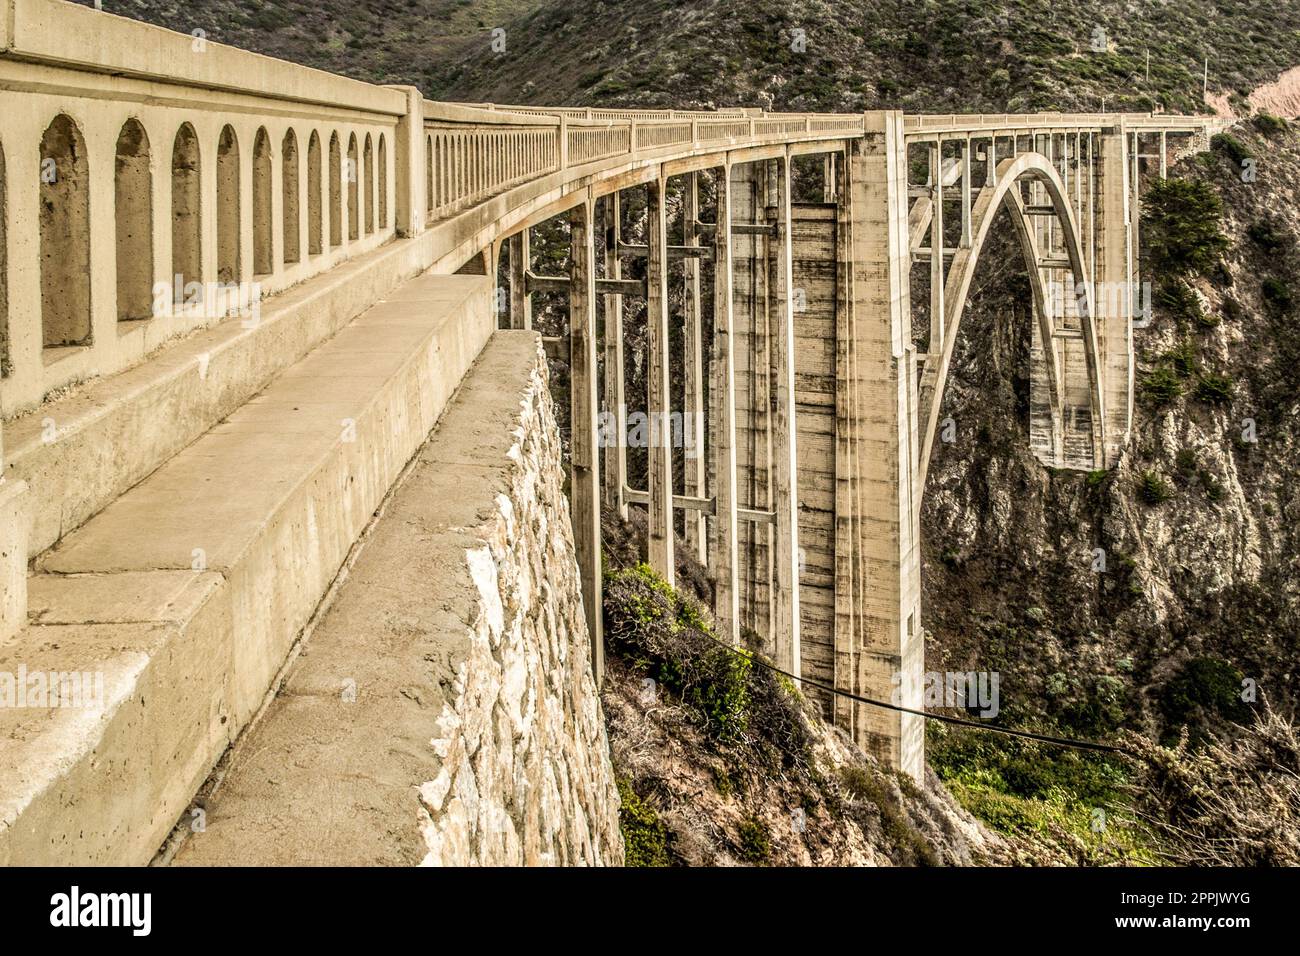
[1145,48,1150,84]
[1203,58,1209,100]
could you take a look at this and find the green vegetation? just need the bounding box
[1262,276,1294,311]
[1143,178,1229,278]
[1157,657,1252,747]
[1166,338,1199,377]
[1155,279,1206,326]
[1136,469,1173,505]
[617,776,673,866]
[929,723,1155,863]
[1210,132,1252,168]
[1139,365,1182,405]
[603,563,810,763]
[1195,372,1235,405]
[1252,112,1289,136]
[736,816,772,864]
[839,766,938,866]
[1247,217,1291,253]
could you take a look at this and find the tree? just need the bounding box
[1142,177,1229,277]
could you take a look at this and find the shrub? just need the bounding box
[1155,279,1206,325]
[1252,112,1289,136]
[617,776,673,866]
[737,816,772,864]
[1165,339,1199,377]
[1195,372,1235,404]
[1140,365,1182,405]
[1210,132,1252,167]
[1221,296,1245,322]
[1156,657,1252,747]
[1263,276,1294,311]
[1124,708,1300,866]
[1136,469,1172,505]
[1247,217,1291,253]
[603,563,810,762]
[1144,179,1229,277]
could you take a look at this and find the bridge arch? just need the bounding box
[918,151,1103,486]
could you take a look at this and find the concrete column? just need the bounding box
[836,112,923,782]
[507,230,531,331]
[732,161,773,646]
[790,198,839,716]
[712,163,741,643]
[602,192,628,519]
[681,173,707,561]
[385,86,425,238]
[646,175,674,585]
[929,141,945,349]
[769,154,801,678]
[569,195,603,682]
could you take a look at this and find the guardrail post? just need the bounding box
[559,115,569,169]
[385,85,426,237]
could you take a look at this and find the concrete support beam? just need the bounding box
[645,175,675,584]
[569,195,603,682]
[682,172,708,562]
[712,164,741,643]
[602,192,628,519]
[929,142,945,348]
[507,230,532,330]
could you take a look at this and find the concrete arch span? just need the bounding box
[918,151,1104,488]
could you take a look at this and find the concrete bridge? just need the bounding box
[0,0,1220,863]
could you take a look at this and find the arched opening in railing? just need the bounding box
[425,133,433,215]
[216,125,240,284]
[329,132,342,248]
[363,134,374,235]
[113,118,153,322]
[39,114,92,348]
[378,134,388,229]
[282,129,300,265]
[307,131,322,256]
[252,127,273,277]
[170,123,201,305]
[347,133,359,241]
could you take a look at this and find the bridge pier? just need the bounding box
[836,113,924,781]
[1096,123,1135,466]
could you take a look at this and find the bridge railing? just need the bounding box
[418,103,869,227]
[902,112,1220,138]
[0,0,406,415]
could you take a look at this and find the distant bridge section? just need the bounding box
[0,0,1222,861]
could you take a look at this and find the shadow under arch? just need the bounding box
[919,151,1103,488]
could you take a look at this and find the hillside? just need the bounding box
[69,0,545,94]
[78,0,1300,114]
